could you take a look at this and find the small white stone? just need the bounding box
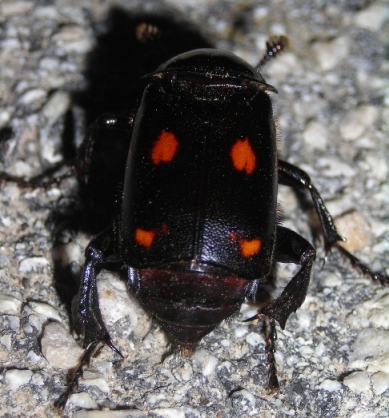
[0,1,34,16]
[318,379,342,392]
[53,26,94,54]
[343,371,371,392]
[41,91,71,121]
[354,4,389,31]
[0,334,12,351]
[299,345,314,358]
[74,410,145,418]
[28,301,62,322]
[19,89,46,106]
[334,211,373,252]
[350,328,389,361]
[234,325,249,338]
[364,153,388,182]
[31,371,45,386]
[147,409,187,418]
[19,256,50,272]
[98,271,139,330]
[41,322,83,369]
[302,121,328,150]
[69,392,99,409]
[322,271,343,288]
[5,369,33,390]
[0,294,22,315]
[312,37,350,71]
[371,371,389,395]
[173,363,193,382]
[82,370,110,393]
[193,349,219,377]
[339,105,379,141]
[230,388,257,408]
[246,332,262,347]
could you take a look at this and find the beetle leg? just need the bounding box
[75,114,134,185]
[245,226,315,391]
[55,228,123,408]
[278,159,343,249]
[278,159,388,285]
[257,226,316,329]
[0,161,74,188]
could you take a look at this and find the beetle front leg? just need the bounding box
[55,228,123,408]
[278,159,388,285]
[246,226,316,391]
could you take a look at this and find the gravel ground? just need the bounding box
[0,1,388,417]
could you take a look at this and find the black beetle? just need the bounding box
[1,35,386,408]
[51,35,387,407]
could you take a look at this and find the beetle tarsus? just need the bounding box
[54,340,100,409]
[336,244,389,286]
[0,164,74,189]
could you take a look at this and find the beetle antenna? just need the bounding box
[256,35,290,71]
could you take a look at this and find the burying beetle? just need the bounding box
[1,33,387,408]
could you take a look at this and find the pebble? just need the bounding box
[98,271,139,329]
[354,3,389,31]
[40,322,83,369]
[343,371,371,393]
[234,325,249,338]
[334,211,373,252]
[82,370,110,394]
[246,331,263,347]
[69,392,99,409]
[53,26,94,54]
[19,256,50,273]
[230,388,257,411]
[0,294,22,315]
[147,408,201,418]
[312,37,349,71]
[364,153,388,182]
[317,379,342,392]
[350,328,389,361]
[364,294,389,329]
[28,301,62,322]
[5,369,33,391]
[18,89,46,107]
[0,334,12,351]
[74,410,146,418]
[193,349,218,376]
[302,121,328,150]
[0,1,34,16]
[339,105,379,141]
[173,363,193,382]
[371,371,389,395]
[41,90,71,121]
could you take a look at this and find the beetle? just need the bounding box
[1,34,386,407]
[49,34,389,407]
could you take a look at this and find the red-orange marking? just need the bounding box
[151,131,179,164]
[230,138,256,174]
[240,238,262,257]
[135,228,156,248]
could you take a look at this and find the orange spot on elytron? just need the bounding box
[135,228,156,248]
[240,238,262,257]
[151,130,179,164]
[230,138,256,174]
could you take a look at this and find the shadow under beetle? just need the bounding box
[2,34,387,407]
